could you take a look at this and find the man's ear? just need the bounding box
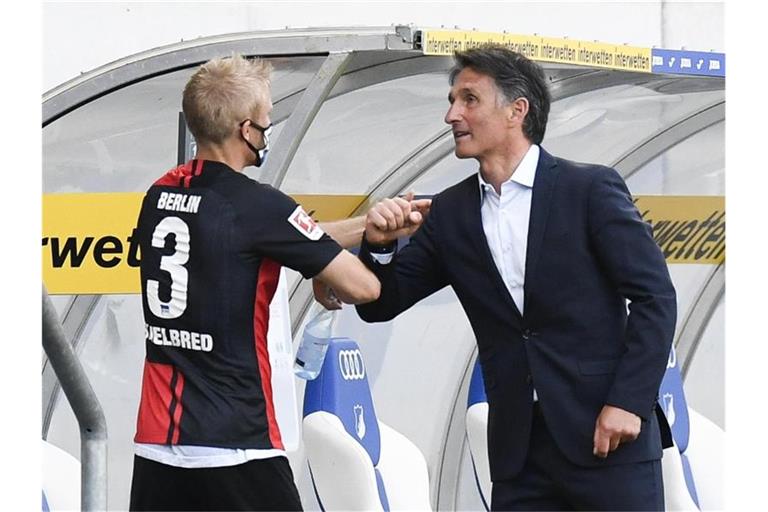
[509,97,529,127]
[239,120,250,139]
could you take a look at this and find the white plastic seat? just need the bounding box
[42,439,80,512]
[302,338,431,510]
[682,408,724,510]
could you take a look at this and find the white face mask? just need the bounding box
[241,120,272,167]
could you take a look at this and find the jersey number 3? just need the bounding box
[146,216,190,319]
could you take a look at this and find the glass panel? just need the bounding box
[48,294,73,320]
[408,144,475,195]
[684,292,725,429]
[281,73,451,195]
[43,57,325,193]
[346,67,627,195]
[544,84,722,166]
[626,121,724,195]
[668,265,718,334]
[409,82,724,194]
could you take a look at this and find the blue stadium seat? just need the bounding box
[658,345,700,510]
[302,338,431,510]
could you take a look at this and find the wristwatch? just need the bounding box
[363,234,397,254]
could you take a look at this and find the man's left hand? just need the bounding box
[592,405,641,458]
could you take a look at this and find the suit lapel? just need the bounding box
[462,176,524,320]
[524,148,560,305]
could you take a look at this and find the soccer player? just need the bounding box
[129,54,413,511]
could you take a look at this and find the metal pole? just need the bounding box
[42,285,108,511]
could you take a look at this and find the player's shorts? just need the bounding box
[129,454,303,511]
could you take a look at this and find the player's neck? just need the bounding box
[195,142,248,172]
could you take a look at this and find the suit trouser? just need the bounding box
[492,404,664,511]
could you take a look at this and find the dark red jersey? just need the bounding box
[134,159,341,450]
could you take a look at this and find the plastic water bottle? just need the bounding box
[294,309,336,380]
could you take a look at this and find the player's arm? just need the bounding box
[250,186,379,304]
[318,216,365,249]
[310,216,370,308]
[314,250,380,304]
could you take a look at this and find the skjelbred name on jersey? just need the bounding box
[157,192,202,213]
[145,323,214,352]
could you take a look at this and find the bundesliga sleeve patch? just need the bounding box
[287,205,325,241]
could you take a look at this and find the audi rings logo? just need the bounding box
[338,349,366,380]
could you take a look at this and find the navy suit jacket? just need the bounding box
[356,148,677,481]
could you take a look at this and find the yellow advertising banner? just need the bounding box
[634,196,725,265]
[421,30,651,72]
[42,193,723,295]
[43,193,144,295]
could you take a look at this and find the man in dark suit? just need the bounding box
[351,46,677,510]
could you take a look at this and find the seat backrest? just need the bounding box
[303,338,431,511]
[659,346,691,452]
[465,360,491,511]
[658,346,700,509]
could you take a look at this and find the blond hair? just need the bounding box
[182,54,273,144]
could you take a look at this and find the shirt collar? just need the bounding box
[478,144,540,198]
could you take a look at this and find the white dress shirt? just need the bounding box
[478,144,538,316]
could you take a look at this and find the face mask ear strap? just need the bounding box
[242,136,263,166]
[254,125,272,167]
[238,120,264,166]
[255,135,269,167]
